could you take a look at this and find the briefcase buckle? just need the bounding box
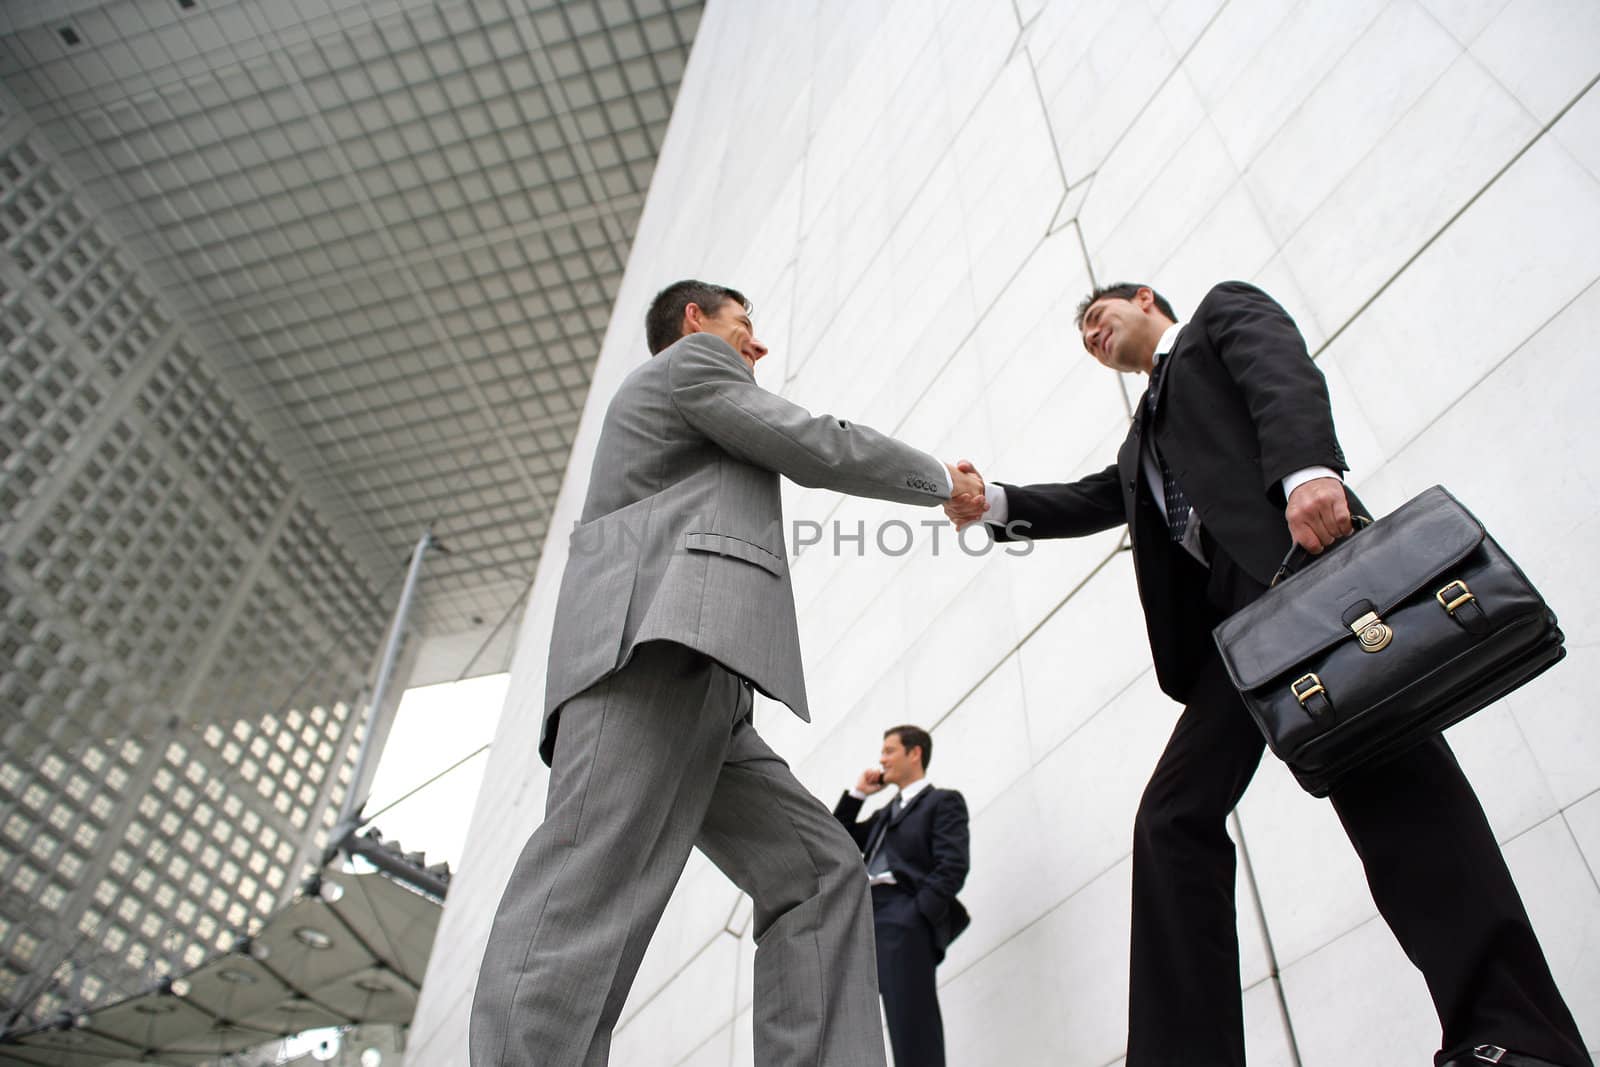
[1471,1046,1507,1064]
[1291,673,1325,705]
[1350,610,1393,653]
[1436,579,1475,615]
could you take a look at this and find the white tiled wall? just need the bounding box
[410,1,1600,1063]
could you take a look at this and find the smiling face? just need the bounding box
[1078,287,1169,375]
[878,732,925,789]
[685,298,768,371]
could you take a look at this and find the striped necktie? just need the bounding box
[1146,356,1191,542]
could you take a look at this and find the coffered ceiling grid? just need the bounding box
[0,0,702,636]
[0,0,704,1035]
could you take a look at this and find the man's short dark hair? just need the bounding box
[1074,282,1177,328]
[645,280,751,355]
[886,725,933,771]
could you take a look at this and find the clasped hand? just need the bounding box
[943,460,987,527]
[1285,476,1353,553]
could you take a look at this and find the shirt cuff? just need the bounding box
[981,483,1010,526]
[1282,466,1341,499]
[848,788,867,800]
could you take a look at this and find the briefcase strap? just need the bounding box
[1269,514,1372,588]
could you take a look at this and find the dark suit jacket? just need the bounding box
[997,281,1347,702]
[833,786,972,956]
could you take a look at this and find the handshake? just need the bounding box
[941,460,988,528]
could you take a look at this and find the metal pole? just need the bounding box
[331,529,433,840]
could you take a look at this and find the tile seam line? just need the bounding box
[786,21,1048,383]
[934,845,1131,990]
[1557,784,1600,895]
[1060,0,1236,197]
[784,0,817,388]
[783,221,1051,546]
[1017,27,1068,196]
[1210,0,1391,176]
[944,626,1154,831]
[670,1013,734,1067]
[1349,271,1599,494]
[1231,810,1305,1067]
[926,541,1125,734]
[1309,69,1600,361]
[1006,0,1025,34]
[1241,46,1538,295]
[1263,805,1585,978]
[1558,808,1600,902]
[610,917,735,1036]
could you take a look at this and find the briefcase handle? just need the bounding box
[1270,514,1373,588]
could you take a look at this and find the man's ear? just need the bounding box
[682,301,705,334]
[1134,287,1156,312]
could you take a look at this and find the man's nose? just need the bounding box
[750,338,769,359]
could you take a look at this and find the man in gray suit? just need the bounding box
[471,280,985,1067]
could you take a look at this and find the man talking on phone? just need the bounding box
[834,725,971,1067]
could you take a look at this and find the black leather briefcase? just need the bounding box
[1212,485,1565,796]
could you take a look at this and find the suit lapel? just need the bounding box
[1148,349,1177,414]
[889,786,932,828]
[1119,417,1143,511]
[862,808,891,859]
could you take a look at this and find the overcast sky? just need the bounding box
[359,672,508,871]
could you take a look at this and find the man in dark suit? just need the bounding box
[834,725,970,1067]
[947,282,1591,1067]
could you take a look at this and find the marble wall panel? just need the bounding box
[1469,0,1600,121]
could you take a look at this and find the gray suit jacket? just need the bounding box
[541,332,950,763]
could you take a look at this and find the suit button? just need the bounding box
[1126,480,1136,490]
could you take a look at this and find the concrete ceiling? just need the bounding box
[0,0,701,1039]
[0,0,702,642]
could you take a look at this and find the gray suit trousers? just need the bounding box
[471,641,886,1067]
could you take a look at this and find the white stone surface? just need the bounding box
[1567,791,1600,882]
[1236,748,1375,968]
[1469,0,1600,122]
[1280,915,1440,1065]
[1242,0,1461,245]
[1242,979,1298,1067]
[1502,815,1600,1056]
[1288,47,1540,332]
[943,858,1134,1067]
[409,2,1600,1063]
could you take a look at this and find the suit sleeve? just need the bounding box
[1200,281,1347,491]
[667,335,951,506]
[991,462,1125,541]
[915,791,971,926]
[831,792,873,852]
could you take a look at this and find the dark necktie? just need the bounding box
[1146,356,1191,543]
[864,794,902,871]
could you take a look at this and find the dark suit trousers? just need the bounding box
[1126,547,1590,1067]
[872,884,945,1067]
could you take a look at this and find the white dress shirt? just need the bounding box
[849,777,933,886]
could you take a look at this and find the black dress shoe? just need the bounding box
[1440,1046,1573,1067]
